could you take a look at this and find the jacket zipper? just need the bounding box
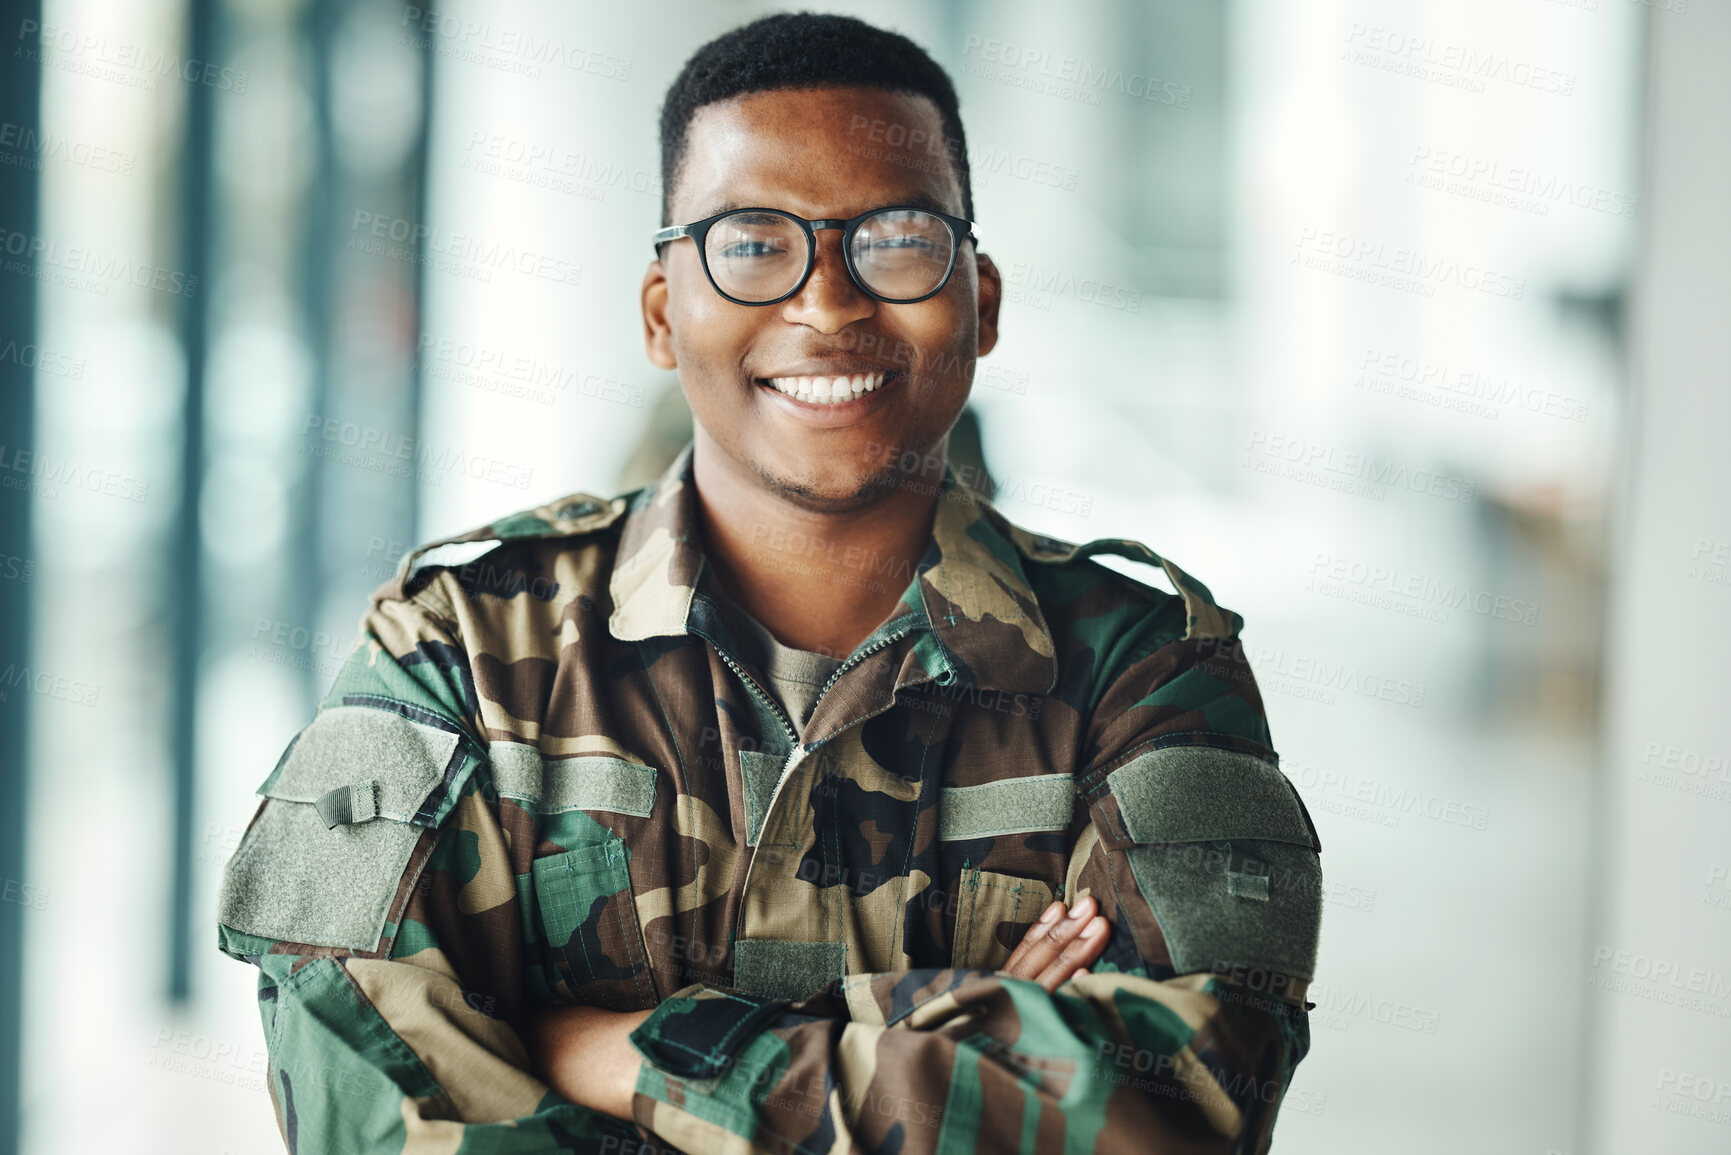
[732,619,942,888]
[665,617,950,984]
[711,613,932,783]
[712,643,800,757]
[757,624,919,807]
[811,615,929,704]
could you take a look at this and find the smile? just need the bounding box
[761,371,893,406]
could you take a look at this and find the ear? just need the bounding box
[642,258,677,370]
[973,250,1002,358]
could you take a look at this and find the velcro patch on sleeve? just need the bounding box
[216,702,469,952]
[1107,745,1315,847]
[261,704,464,827]
[217,799,423,952]
[1125,837,1321,980]
[1102,744,1322,983]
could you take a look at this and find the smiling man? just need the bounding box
[216,13,1322,1155]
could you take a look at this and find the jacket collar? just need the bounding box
[608,441,1057,694]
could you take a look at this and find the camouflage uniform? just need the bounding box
[216,440,1324,1153]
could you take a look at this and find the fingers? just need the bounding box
[1033,915,1108,992]
[1002,895,1110,991]
[1002,900,1065,973]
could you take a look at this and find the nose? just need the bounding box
[778,226,876,334]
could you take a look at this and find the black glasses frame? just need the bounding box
[651,205,978,306]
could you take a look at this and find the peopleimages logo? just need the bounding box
[1243,430,1476,506]
[0,443,149,503]
[1285,758,1491,831]
[400,9,631,81]
[1637,740,1731,804]
[0,121,136,175]
[15,17,250,93]
[1353,347,1589,424]
[970,146,1080,191]
[1293,227,1525,300]
[415,334,647,410]
[301,415,535,491]
[0,663,100,707]
[0,337,85,380]
[347,211,583,287]
[1306,982,1442,1035]
[1407,146,1638,219]
[1589,946,1731,1017]
[1341,24,1576,97]
[1308,551,1540,627]
[0,226,199,298]
[1197,636,1428,710]
[961,35,1192,107]
[1006,261,1141,313]
[462,131,660,201]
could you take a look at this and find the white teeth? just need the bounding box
[765,372,887,405]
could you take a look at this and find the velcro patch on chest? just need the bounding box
[489,742,658,818]
[938,773,1075,840]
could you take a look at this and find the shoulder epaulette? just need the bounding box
[1001,523,1242,641]
[393,490,633,590]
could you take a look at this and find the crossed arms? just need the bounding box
[216,586,1321,1154]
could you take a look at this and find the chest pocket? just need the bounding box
[939,773,1074,971]
[507,749,661,1011]
[531,835,656,1010]
[952,868,1055,970]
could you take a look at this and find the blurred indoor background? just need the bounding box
[0,0,1726,1152]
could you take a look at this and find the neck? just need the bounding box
[690,429,942,656]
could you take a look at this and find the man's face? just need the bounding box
[642,86,1000,511]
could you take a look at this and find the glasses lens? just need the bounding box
[850,210,956,300]
[704,212,807,302]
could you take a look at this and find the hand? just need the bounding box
[1000,894,1111,992]
[523,1003,654,1121]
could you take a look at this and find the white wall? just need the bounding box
[1588,2,1731,1150]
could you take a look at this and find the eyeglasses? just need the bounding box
[651,205,977,305]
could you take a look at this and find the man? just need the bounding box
[216,13,1322,1153]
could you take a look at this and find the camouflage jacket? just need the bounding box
[216,440,1324,1154]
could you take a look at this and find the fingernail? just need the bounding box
[1066,900,1090,921]
[1039,903,1062,925]
[1081,918,1105,939]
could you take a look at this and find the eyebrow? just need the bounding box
[692,193,960,221]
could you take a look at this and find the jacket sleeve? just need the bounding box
[625,622,1324,1155]
[214,590,640,1153]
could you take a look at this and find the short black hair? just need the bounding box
[658,12,972,226]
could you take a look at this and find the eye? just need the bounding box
[717,239,790,260]
[865,234,935,251]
